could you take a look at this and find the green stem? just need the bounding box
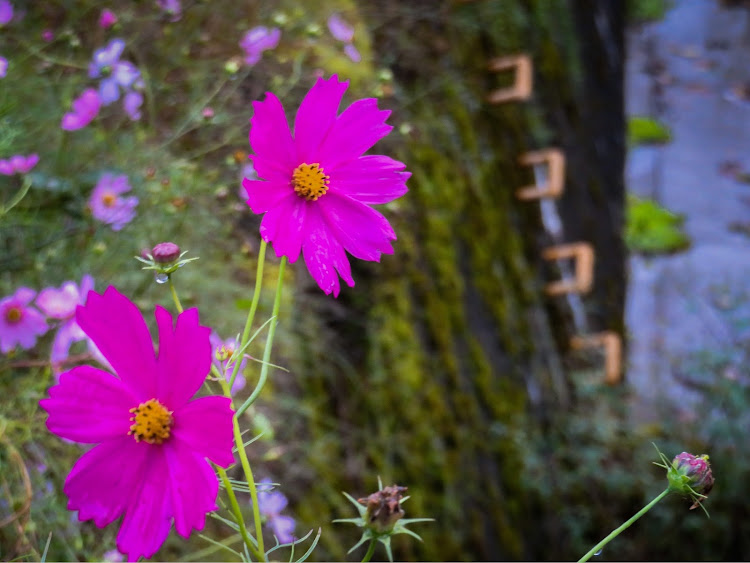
[168,276,183,313]
[578,488,670,563]
[235,256,286,418]
[217,466,263,561]
[229,240,267,392]
[0,178,32,216]
[234,417,265,556]
[361,539,377,563]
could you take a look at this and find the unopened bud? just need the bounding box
[152,242,180,264]
[357,485,408,533]
[668,452,714,509]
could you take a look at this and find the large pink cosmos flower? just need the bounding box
[242,75,409,296]
[40,287,234,561]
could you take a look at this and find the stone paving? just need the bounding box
[624,0,750,419]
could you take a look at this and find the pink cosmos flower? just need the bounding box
[36,275,109,373]
[0,154,39,175]
[99,9,117,29]
[89,173,138,231]
[256,478,295,543]
[239,26,281,66]
[0,56,7,78]
[242,75,410,296]
[0,0,12,26]
[209,331,246,395]
[39,286,234,561]
[61,89,101,131]
[0,287,48,354]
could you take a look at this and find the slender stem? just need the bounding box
[234,416,265,556]
[1,178,33,216]
[168,276,183,313]
[217,466,263,561]
[229,240,267,391]
[236,256,286,418]
[361,539,377,563]
[578,488,670,563]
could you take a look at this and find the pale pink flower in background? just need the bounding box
[243,75,410,296]
[89,173,138,231]
[0,287,48,354]
[40,287,234,560]
[344,44,361,63]
[0,154,39,175]
[0,0,12,26]
[0,56,7,78]
[327,13,354,43]
[99,9,117,29]
[239,26,281,66]
[61,88,101,131]
[209,331,246,394]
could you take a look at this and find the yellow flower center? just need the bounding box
[215,344,234,362]
[5,306,23,324]
[128,398,173,445]
[102,192,118,207]
[292,163,330,201]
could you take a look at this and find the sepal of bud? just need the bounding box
[653,444,714,515]
[134,242,199,276]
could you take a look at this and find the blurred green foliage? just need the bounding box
[626,193,690,254]
[627,0,672,23]
[628,116,672,146]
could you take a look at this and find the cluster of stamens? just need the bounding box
[101,192,118,208]
[5,306,23,324]
[128,398,174,445]
[292,162,330,201]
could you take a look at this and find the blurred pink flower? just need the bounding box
[209,331,246,395]
[0,287,48,354]
[344,44,361,63]
[41,29,54,42]
[0,153,39,175]
[0,1,12,26]
[39,286,234,561]
[242,75,410,296]
[61,89,101,131]
[157,0,182,22]
[36,275,109,373]
[98,9,117,29]
[327,13,354,43]
[89,173,138,231]
[256,478,295,544]
[123,89,143,121]
[239,26,280,66]
[0,56,7,78]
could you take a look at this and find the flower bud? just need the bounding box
[151,242,180,264]
[668,452,714,509]
[357,484,408,533]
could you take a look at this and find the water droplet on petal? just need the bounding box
[595,549,603,556]
[155,273,168,284]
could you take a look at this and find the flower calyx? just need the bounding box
[135,241,199,276]
[653,444,714,515]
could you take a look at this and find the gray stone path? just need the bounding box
[625,0,750,419]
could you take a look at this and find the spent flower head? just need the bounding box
[243,75,409,296]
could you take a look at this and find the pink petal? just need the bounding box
[41,365,136,443]
[259,193,307,263]
[75,287,157,400]
[153,306,211,409]
[164,440,219,537]
[117,447,173,561]
[328,155,409,205]
[50,320,85,368]
[243,177,291,214]
[171,396,234,467]
[294,75,348,163]
[64,436,147,528]
[249,93,297,181]
[15,287,36,306]
[318,191,395,261]
[302,206,354,296]
[318,98,392,169]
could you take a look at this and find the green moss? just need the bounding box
[628,116,672,146]
[625,194,690,254]
[627,0,671,23]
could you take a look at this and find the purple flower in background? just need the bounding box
[123,88,143,121]
[0,56,7,78]
[89,39,141,105]
[98,9,117,29]
[0,288,48,354]
[0,1,13,26]
[209,332,247,394]
[61,89,101,131]
[0,154,39,175]
[327,13,354,43]
[157,0,182,22]
[239,26,280,66]
[256,478,295,544]
[344,44,361,63]
[36,275,109,373]
[89,173,138,231]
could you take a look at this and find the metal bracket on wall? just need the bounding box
[570,331,623,385]
[516,148,565,200]
[486,54,533,104]
[541,242,594,296]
